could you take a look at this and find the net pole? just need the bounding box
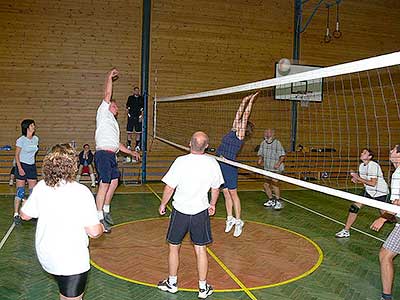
[153,96,157,138]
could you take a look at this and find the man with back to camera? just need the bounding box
[157,131,224,299]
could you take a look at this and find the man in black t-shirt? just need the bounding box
[126,87,144,151]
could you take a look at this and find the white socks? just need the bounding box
[199,280,207,290]
[169,275,177,284]
[90,173,96,184]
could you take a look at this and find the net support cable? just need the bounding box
[155,136,400,215]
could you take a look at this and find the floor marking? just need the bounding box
[0,222,15,250]
[279,195,385,242]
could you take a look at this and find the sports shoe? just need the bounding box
[91,182,96,187]
[335,229,350,238]
[233,219,244,237]
[135,145,141,152]
[225,217,236,233]
[104,212,114,226]
[198,283,213,299]
[100,219,111,233]
[9,179,13,186]
[274,200,283,210]
[157,278,178,294]
[264,199,276,207]
[13,215,22,226]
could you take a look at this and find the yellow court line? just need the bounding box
[91,217,247,292]
[146,183,258,300]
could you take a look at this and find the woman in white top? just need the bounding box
[13,119,39,225]
[21,144,103,300]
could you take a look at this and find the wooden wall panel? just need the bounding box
[0,0,142,148]
[1,0,400,157]
[149,0,400,155]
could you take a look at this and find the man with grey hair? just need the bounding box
[257,128,286,210]
[158,131,224,299]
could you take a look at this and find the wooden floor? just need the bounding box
[0,181,399,299]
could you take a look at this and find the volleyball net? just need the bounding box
[154,52,400,215]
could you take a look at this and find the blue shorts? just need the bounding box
[219,161,238,190]
[15,163,37,180]
[94,150,119,184]
[166,208,212,246]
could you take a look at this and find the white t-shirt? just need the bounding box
[390,167,400,202]
[359,161,388,198]
[162,153,224,215]
[16,135,39,165]
[21,180,99,276]
[95,100,120,151]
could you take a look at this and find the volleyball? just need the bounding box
[278,58,291,74]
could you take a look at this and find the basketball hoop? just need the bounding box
[292,92,310,108]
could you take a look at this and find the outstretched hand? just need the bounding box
[370,217,386,232]
[109,68,119,79]
[131,150,141,161]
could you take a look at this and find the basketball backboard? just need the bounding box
[274,63,323,102]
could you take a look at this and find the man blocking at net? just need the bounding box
[335,148,389,238]
[95,68,140,233]
[370,145,400,300]
[157,131,224,299]
[257,128,286,210]
[217,92,259,238]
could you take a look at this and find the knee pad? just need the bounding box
[16,187,25,200]
[349,204,360,214]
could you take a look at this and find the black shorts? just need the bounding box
[53,271,89,298]
[15,162,37,180]
[167,208,212,246]
[361,190,389,203]
[94,150,119,184]
[126,117,142,133]
[10,166,15,175]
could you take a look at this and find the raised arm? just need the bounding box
[104,68,119,103]
[236,92,259,139]
[232,94,252,130]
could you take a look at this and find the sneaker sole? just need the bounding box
[198,290,213,299]
[157,286,178,293]
[225,226,234,233]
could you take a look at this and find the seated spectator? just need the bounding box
[77,144,96,187]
